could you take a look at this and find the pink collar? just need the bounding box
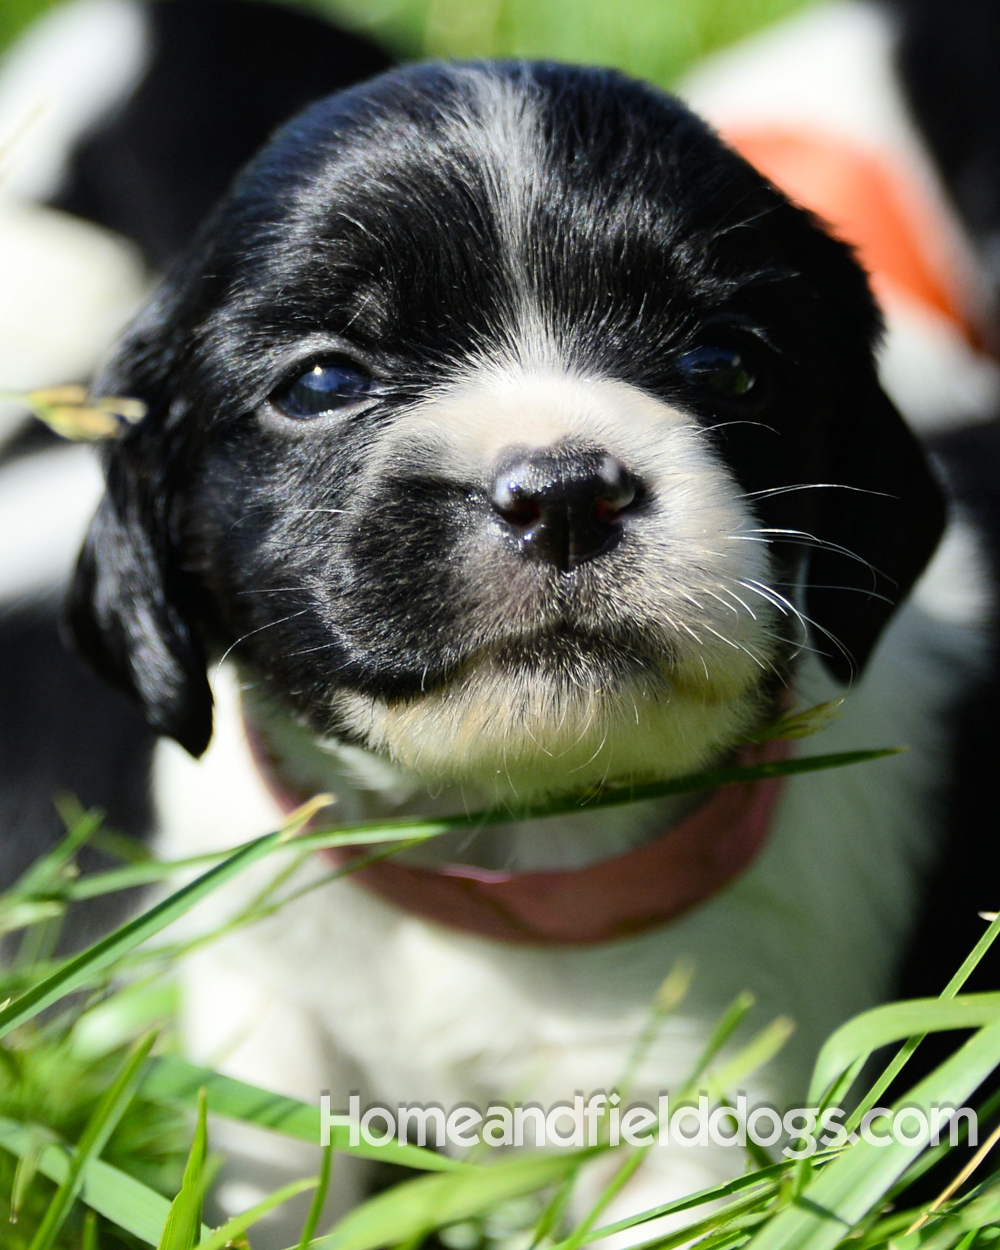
[246,715,790,946]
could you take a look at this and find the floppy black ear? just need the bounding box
[804,371,946,682]
[69,455,213,758]
[67,306,214,757]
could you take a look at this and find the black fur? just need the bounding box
[67,61,944,755]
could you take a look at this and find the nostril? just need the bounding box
[592,456,637,522]
[491,447,643,570]
[592,494,631,524]
[494,495,543,530]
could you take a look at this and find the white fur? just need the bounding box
[446,68,554,364]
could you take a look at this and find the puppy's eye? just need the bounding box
[677,344,757,399]
[272,359,375,419]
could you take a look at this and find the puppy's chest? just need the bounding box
[155,603,961,1111]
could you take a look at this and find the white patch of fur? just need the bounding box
[154,666,286,859]
[0,442,104,600]
[443,67,556,366]
[0,0,149,202]
[243,685,709,872]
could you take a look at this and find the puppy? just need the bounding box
[63,51,997,1238]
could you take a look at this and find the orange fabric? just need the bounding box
[725,127,977,344]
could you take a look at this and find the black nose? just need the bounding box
[492,447,641,571]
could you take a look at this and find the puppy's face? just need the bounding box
[71,63,943,798]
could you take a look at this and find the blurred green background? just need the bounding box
[0,0,814,88]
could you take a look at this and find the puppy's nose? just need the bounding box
[492,448,640,571]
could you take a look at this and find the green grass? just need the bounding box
[0,735,999,1249]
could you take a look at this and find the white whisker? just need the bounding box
[213,608,312,684]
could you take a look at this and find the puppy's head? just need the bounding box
[70,62,944,797]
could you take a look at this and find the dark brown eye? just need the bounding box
[273,359,375,418]
[678,344,757,399]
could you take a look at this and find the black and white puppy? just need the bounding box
[62,48,995,1230]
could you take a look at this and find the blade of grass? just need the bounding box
[554,965,713,1250]
[558,1150,646,1250]
[0,828,290,1039]
[566,1009,795,1250]
[297,1149,603,1250]
[0,806,104,938]
[850,914,1000,1128]
[679,992,757,1100]
[7,805,103,898]
[27,1029,158,1250]
[888,1077,1000,1199]
[196,1176,320,1249]
[617,963,695,1101]
[158,1088,209,1250]
[707,1017,796,1100]
[82,1209,100,1250]
[10,1126,52,1224]
[0,900,65,937]
[574,1185,777,1250]
[299,1145,334,1249]
[745,1013,1000,1250]
[530,1174,577,1250]
[906,1121,1000,1234]
[906,1174,1000,1250]
[61,749,899,903]
[568,1159,826,1247]
[808,995,1000,1106]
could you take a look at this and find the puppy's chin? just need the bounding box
[329,643,772,802]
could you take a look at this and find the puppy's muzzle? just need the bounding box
[491,445,641,572]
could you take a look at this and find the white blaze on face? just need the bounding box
[335,364,783,799]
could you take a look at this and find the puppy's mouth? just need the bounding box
[453,623,671,684]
